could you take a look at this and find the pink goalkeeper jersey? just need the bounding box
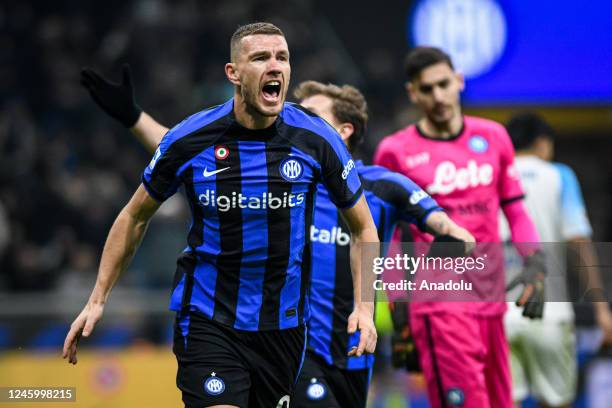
[374,116,525,316]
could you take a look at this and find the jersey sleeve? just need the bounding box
[373,136,402,172]
[385,173,442,231]
[318,136,363,209]
[141,120,190,202]
[555,163,593,239]
[497,125,526,205]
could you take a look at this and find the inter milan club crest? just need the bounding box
[279,157,304,181]
[204,372,225,396]
[215,145,229,160]
[306,378,326,400]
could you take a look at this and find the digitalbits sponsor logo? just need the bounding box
[306,379,326,400]
[427,160,493,195]
[280,158,304,181]
[198,190,305,212]
[149,147,162,170]
[341,159,355,180]
[409,189,429,205]
[204,373,225,396]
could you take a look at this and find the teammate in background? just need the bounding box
[63,22,380,408]
[503,112,612,408]
[79,66,474,405]
[374,47,544,408]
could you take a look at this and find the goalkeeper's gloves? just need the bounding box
[389,301,421,372]
[506,249,546,319]
[80,64,142,127]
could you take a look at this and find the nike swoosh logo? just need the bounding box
[203,167,230,177]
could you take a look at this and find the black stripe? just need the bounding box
[330,210,353,368]
[259,142,293,330]
[298,182,316,324]
[175,252,197,312]
[377,206,386,243]
[500,194,525,206]
[211,143,243,326]
[183,167,205,250]
[425,316,447,408]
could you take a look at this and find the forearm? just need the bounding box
[503,200,540,257]
[89,208,150,304]
[568,238,607,304]
[350,226,380,306]
[129,112,169,154]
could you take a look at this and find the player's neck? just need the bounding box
[419,114,463,139]
[233,96,277,129]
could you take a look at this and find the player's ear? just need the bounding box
[406,81,417,104]
[337,122,354,141]
[456,72,465,92]
[225,63,240,86]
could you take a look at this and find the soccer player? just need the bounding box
[503,112,612,408]
[80,67,474,406]
[63,22,380,408]
[374,47,544,408]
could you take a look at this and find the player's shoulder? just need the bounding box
[360,163,404,183]
[360,164,422,197]
[280,102,342,145]
[465,115,508,136]
[164,99,234,145]
[551,161,579,183]
[378,124,417,149]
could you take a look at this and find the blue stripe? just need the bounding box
[177,312,191,348]
[279,146,310,329]
[191,147,220,319]
[234,142,268,330]
[169,275,186,311]
[306,187,337,365]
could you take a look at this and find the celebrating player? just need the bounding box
[63,22,379,408]
[503,112,612,408]
[374,47,544,408]
[79,62,474,406]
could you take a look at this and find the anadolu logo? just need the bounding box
[280,157,304,181]
[204,373,225,396]
[306,378,326,400]
[468,135,489,153]
[215,145,229,160]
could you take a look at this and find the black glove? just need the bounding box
[427,234,466,258]
[506,249,546,319]
[80,64,142,127]
[389,301,421,372]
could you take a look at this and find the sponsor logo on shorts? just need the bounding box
[306,378,326,400]
[280,157,304,181]
[447,387,465,406]
[204,373,225,396]
[468,135,489,153]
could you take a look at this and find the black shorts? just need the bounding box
[293,351,371,408]
[173,311,306,408]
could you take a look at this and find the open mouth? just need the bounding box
[262,80,281,102]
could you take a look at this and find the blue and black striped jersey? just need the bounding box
[308,161,441,370]
[142,99,363,331]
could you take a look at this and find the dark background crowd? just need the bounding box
[2,0,612,299]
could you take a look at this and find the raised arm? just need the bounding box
[62,185,160,364]
[340,195,379,357]
[81,64,168,153]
